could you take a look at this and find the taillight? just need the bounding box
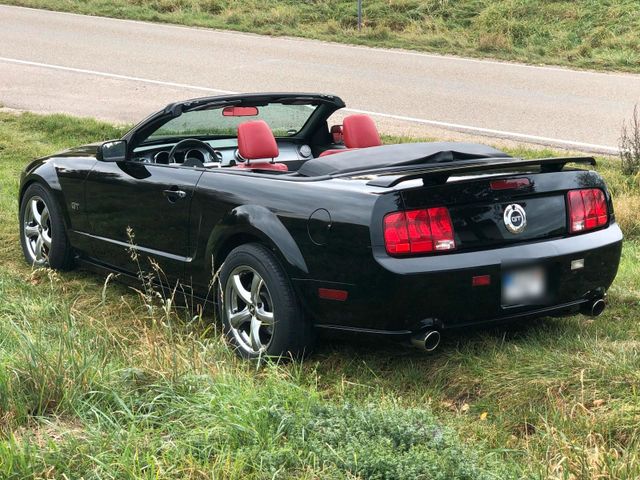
[567,189,608,233]
[384,207,456,255]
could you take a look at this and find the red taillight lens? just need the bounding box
[567,189,608,233]
[383,212,411,254]
[428,207,456,251]
[384,207,456,255]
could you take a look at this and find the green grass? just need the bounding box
[1,111,640,478]
[6,0,640,73]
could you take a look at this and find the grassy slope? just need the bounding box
[0,113,515,479]
[5,0,640,73]
[0,112,639,478]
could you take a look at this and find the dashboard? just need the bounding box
[132,138,313,170]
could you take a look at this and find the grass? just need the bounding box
[5,0,640,73]
[0,111,639,478]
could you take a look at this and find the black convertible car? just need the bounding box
[19,92,623,358]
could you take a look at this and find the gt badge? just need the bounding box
[503,204,526,234]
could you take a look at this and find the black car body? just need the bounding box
[19,93,623,357]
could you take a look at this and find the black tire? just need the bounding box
[19,183,75,271]
[218,243,314,359]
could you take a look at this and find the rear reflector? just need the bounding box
[384,207,456,255]
[318,288,348,301]
[490,178,530,190]
[472,275,491,287]
[567,189,607,233]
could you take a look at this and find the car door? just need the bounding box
[83,160,204,280]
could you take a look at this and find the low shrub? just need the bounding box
[619,105,640,176]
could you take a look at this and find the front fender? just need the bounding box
[19,158,72,229]
[207,204,309,277]
[20,157,61,195]
[20,150,98,251]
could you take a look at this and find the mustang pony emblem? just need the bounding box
[503,204,527,234]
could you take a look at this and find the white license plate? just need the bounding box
[502,267,546,306]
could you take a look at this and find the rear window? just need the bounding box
[146,103,318,140]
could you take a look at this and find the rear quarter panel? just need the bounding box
[188,171,385,312]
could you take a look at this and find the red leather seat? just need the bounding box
[233,120,288,172]
[319,114,382,157]
[343,114,382,149]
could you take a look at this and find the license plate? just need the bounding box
[502,266,546,306]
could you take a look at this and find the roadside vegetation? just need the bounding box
[1,111,640,478]
[619,105,640,177]
[6,0,640,73]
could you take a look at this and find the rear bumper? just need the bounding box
[314,298,589,337]
[302,223,623,333]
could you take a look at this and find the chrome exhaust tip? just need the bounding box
[581,298,606,317]
[590,298,606,317]
[411,330,441,352]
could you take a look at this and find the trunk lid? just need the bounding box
[399,172,571,251]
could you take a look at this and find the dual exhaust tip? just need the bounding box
[410,329,441,352]
[411,298,605,353]
[582,298,606,317]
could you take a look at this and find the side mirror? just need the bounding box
[330,125,343,144]
[98,140,127,162]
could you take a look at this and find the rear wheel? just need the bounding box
[19,184,75,270]
[218,243,314,359]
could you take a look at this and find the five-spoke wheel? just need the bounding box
[20,184,75,270]
[22,196,52,264]
[219,243,314,359]
[225,266,275,354]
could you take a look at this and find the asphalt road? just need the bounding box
[1,5,640,154]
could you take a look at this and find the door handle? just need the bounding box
[163,188,187,201]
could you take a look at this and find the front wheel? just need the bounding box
[218,243,314,359]
[19,183,75,270]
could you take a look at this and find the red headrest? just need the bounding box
[237,120,279,160]
[343,115,382,149]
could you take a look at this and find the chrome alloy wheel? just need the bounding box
[23,196,52,264]
[224,266,275,354]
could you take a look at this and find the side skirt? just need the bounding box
[76,256,217,311]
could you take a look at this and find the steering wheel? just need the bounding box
[167,138,219,165]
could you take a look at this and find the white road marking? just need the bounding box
[4,5,640,81]
[0,56,620,154]
[0,57,235,95]
[345,107,619,154]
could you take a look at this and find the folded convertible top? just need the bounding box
[298,142,511,177]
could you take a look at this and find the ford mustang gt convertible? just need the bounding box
[19,92,623,358]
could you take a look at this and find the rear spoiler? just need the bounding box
[359,156,596,188]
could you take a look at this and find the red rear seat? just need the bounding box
[233,120,288,171]
[319,114,382,157]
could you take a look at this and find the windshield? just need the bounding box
[145,103,318,141]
